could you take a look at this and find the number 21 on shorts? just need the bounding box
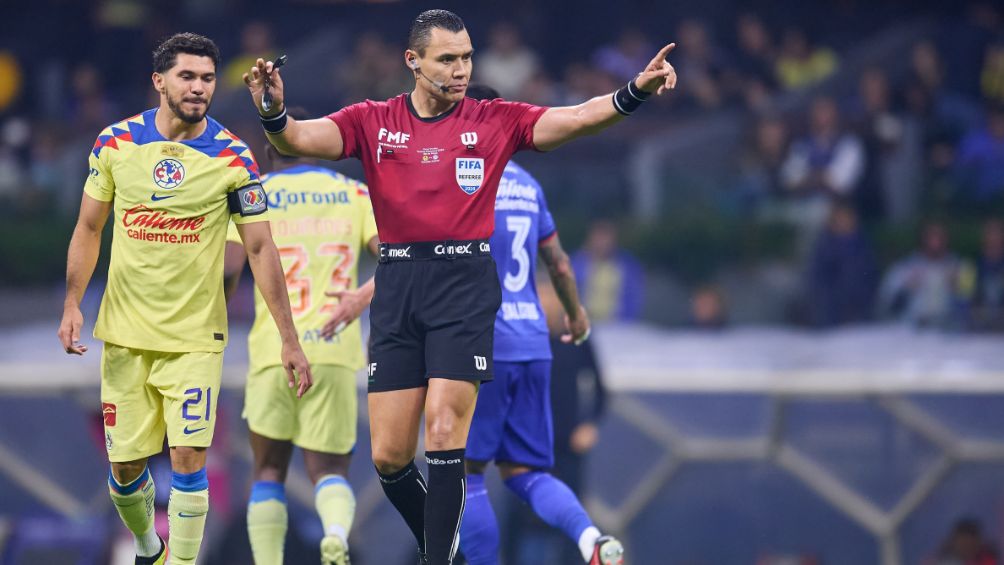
[182,387,212,434]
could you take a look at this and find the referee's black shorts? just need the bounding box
[367,239,501,393]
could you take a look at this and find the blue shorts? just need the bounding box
[467,360,553,469]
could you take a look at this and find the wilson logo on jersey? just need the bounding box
[455,158,485,195]
[153,158,185,190]
[460,132,478,147]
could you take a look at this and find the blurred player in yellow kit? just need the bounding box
[56,33,312,565]
[224,123,379,565]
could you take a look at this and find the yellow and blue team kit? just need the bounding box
[86,108,267,460]
[228,165,378,453]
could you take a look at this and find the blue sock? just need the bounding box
[504,471,593,544]
[249,481,287,504]
[459,474,499,565]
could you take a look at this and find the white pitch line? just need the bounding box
[0,438,86,517]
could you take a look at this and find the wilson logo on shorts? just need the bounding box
[102,402,117,427]
[474,356,487,371]
[455,158,485,195]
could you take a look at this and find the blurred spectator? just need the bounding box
[911,39,945,95]
[954,103,1004,203]
[222,21,276,90]
[737,115,790,208]
[878,221,968,328]
[516,70,562,106]
[0,50,23,113]
[559,62,618,105]
[25,125,68,210]
[338,32,411,103]
[981,42,1004,105]
[65,63,120,135]
[782,96,866,200]
[592,28,653,83]
[805,203,878,327]
[774,28,837,90]
[674,19,726,110]
[688,285,728,329]
[0,118,30,206]
[927,517,999,565]
[969,219,1004,331]
[727,14,777,110]
[732,13,776,88]
[908,40,983,138]
[780,96,865,240]
[571,219,645,322]
[849,67,918,221]
[476,22,540,99]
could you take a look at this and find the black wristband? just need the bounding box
[612,78,651,116]
[260,107,288,134]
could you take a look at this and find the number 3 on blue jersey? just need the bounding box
[504,215,532,292]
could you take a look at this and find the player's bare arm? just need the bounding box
[539,233,590,345]
[320,236,380,339]
[243,58,346,160]
[222,240,247,303]
[58,193,112,355]
[236,220,314,397]
[533,43,677,152]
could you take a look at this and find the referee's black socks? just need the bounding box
[425,448,467,565]
[377,460,428,554]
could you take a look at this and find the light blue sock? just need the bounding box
[504,471,594,544]
[459,473,498,565]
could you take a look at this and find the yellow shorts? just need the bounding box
[101,342,223,462]
[243,364,358,454]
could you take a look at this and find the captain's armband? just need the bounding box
[228,184,268,217]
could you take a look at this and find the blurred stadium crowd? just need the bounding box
[2,0,1004,332]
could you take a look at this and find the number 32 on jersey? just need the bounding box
[278,243,355,316]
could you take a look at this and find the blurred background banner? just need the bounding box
[3,0,1004,563]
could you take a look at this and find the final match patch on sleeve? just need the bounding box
[228,184,268,216]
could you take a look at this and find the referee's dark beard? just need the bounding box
[166,92,210,124]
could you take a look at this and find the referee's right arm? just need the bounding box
[244,58,347,160]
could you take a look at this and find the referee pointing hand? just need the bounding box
[244,10,676,565]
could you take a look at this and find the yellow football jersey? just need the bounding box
[85,108,268,353]
[227,165,378,372]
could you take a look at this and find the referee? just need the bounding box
[244,10,676,565]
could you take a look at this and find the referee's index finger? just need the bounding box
[655,42,677,62]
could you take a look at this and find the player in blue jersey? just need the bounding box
[459,85,624,565]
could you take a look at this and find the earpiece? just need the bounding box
[409,59,419,70]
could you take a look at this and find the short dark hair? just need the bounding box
[465,84,501,101]
[153,32,221,73]
[408,10,466,55]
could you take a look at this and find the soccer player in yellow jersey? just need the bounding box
[56,33,313,565]
[223,135,379,565]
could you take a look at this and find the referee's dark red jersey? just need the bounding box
[327,93,547,391]
[327,93,547,243]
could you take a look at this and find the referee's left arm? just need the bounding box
[533,42,677,152]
